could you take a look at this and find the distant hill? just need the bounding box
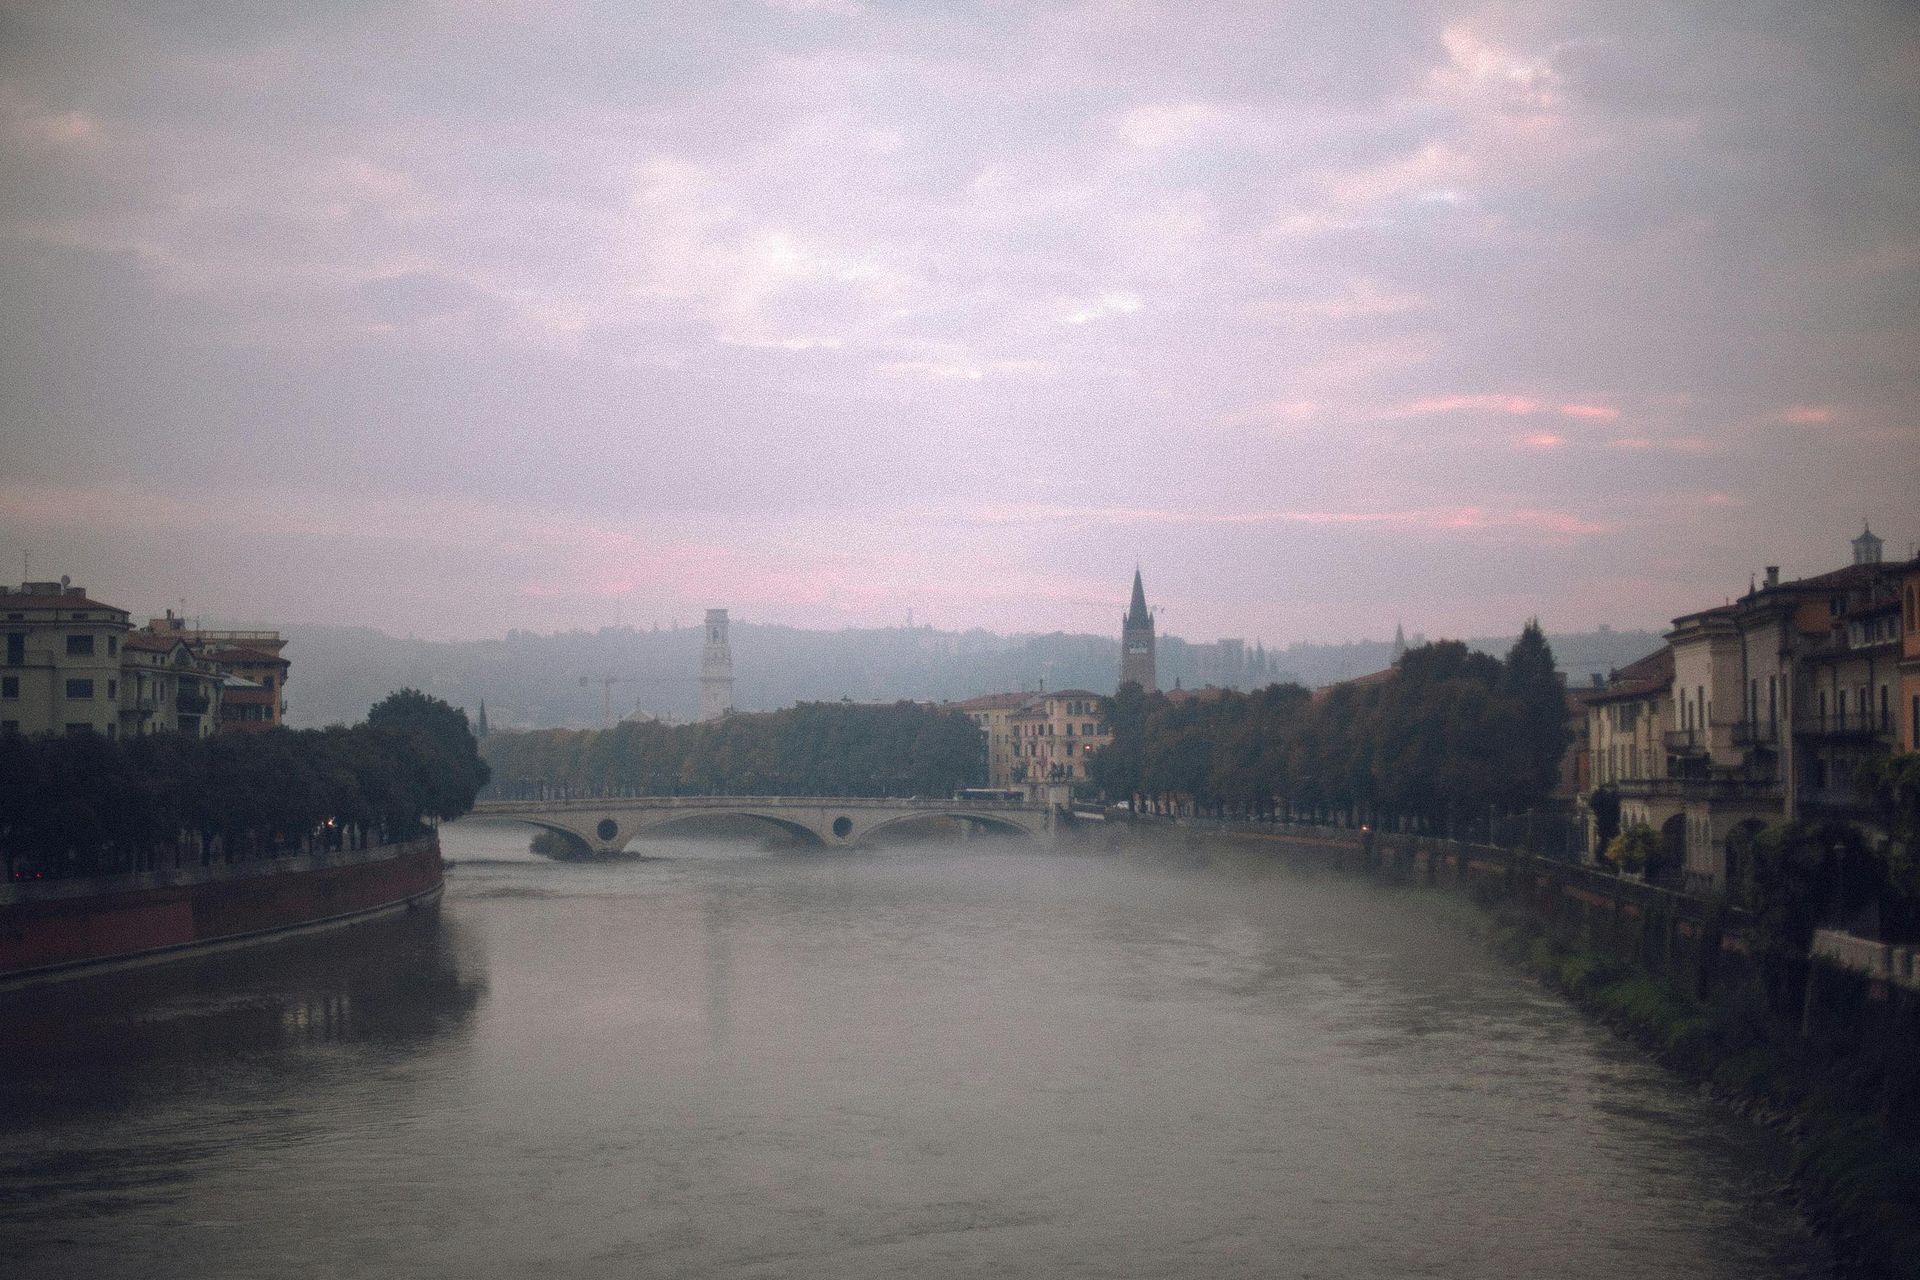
[283,620,1667,731]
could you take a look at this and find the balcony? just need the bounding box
[1613,776,1783,804]
[1731,720,1777,747]
[1795,712,1890,742]
[1663,729,1704,754]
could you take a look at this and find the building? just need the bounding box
[119,632,223,738]
[700,608,734,721]
[952,691,1031,788]
[1901,557,1920,754]
[1582,647,1674,862]
[0,580,133,738]
[1120,568,1156,693]
[1578,528,1914,895]
[1009,689,1112,793]
[143,613,290,732]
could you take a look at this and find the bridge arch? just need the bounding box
[625,809,826,848]
[861,810,1041,843]
[463,813,599,858]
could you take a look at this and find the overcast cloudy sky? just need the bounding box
[2,1,1915,644]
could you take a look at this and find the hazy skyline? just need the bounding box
[3,1,1916,643]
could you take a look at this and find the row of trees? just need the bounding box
[0,690,489,881]
[481,700,985,799]
[1090,624,1573,832]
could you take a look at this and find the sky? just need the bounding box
[1,1,1916,645]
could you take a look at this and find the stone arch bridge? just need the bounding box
[468,795,1053,855]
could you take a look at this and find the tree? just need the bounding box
[1589,785,1622,854]
[1501,620,1573,808]
[1603,823,1658,875]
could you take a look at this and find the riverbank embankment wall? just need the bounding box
[0,837,443,985]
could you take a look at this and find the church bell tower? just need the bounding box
[1120,568,1157,693]
[700,608,735,721]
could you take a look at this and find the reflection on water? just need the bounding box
[0,823,1830,1279]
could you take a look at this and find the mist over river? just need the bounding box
[0,823,1829,1278]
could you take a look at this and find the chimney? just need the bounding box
[1764,566,1780,588]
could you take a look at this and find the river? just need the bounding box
[0,822,1830,1278]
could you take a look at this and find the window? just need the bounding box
[66,634,94,657]
[107,679,117,698]
[1882,685,1891,729]
[263,674,275,691]
[0,676,14,699]
[65,678,94,699]
[4,633,21,666]
[108,635,118,655]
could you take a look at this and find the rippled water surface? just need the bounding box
[0,823,1828,1278]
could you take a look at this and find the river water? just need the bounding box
[0,823,1830,1278]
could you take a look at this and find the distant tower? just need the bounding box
[1120,568,1157,693]
[476,700,490,738]
[1391,622,1407,665]
[1852,522,1883,566]
[700,608,735,721]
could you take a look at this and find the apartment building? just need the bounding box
[0,580,134,738]
[119,632,224,738]
[143,613,291,732]
[952,691,1031,789]
[1009,689,1112,792]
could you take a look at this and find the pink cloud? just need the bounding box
[1780,405,1837,425]
[1517,432,1564,449]
[1605,435,1712,453]
[1390,394,1620,422]
[1394,393,1541,416]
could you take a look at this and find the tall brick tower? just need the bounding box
[700,608,734,721]
[1120,568,1157,692]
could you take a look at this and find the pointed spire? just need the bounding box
[476,699,490,737]
[1126,566,1151,627]
[1391,622,1407,664]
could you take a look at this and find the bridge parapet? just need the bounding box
[469,795,1052,854]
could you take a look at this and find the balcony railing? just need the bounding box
[1613,776,1783,803]
[1662,729,1704,753]
[1795,711,1890,740]
[1731,720,1778,747]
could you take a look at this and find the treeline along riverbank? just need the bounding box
[1148,817,1920,1277]
[0,690,489,882]
[1092,625,1573,840]
[480,700,984,800]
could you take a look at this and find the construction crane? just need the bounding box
[578,674,624,729]
[578,673,682,728]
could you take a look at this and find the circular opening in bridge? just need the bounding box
[832,816,853,840]
[596,818,619,842]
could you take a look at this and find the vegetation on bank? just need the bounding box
[1376,769,1920,1278]
[1091,624,1572,832]
[1487,899,1920,1278]
[480,700,984,799]
[0,690,489,881]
